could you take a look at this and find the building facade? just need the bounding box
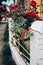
[14,0,43,18]
[27,0,43,17]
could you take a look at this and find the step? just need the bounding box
[0,37,4,40]
[0,57,3,65]
[0,23,7,65]
[0,29,5,32]
[0,24,6,28]
[0,24,7,29]
[0,26,6,29]
[0,53,2,58]
[0,31,4,34]
[0,32,4,37]
[0,36,4,39]
[0,30,5,33]
[0,22,7,24]
[0,32,5,36]
[0,40,4,43]
[0,27,6,29]
[0,23,7,25]
[0,33,4,37]
[0,35,4,38]
[0,41,4,46]
[0,45,4,52]
[0,27,6,31]
[0,49,3,57]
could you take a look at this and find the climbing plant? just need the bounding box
[2,43,16,65]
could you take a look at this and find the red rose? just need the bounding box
[24,11,36,17]
[6,13,9,17]
[15,4,18,8]
[21,29,26,34]
[30,0,36,7]
[27,11,36,17]
[14,6,16,10]
[6,11,9,17]
[35,16,40,20]
[36,11,38,14]
[23,12,27,16]
[6,11,9,14]
[1,14,4,18]
[22,5,25,9]
[0,5,3,8]
[0,5,5,10]
[28,26,31,31]
[6,11,9,13]
[9,5,14,10]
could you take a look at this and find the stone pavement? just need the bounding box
[0,23,6,65]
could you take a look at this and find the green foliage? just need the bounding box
[2,44,16,65]
[16,41,30,63]
[2,44,11,55]
[20,41,30,61]
[4,23,9,42]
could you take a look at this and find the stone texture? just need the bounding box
[0,23,6,65]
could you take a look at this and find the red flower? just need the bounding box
[14,6,16,10]
[6,11,9,17]
[22,5,25,9]
[6,11,9,14]
[0,5,5,10]
[6,11,9,13]
[15,4,18,8]
[23,12,27,16]
[23,11,36,17]
[35,16,40,20]
[1,14,4,18]
[21,29,26,34]
[30,0,36,7]
[0,5,3,8]
[27,11,36,17]
[36,11,38,14]
[9,5,14,10]
[28,26,31,31]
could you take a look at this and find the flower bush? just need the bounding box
[0,5,6,21]
[30,0,36,7]
[5,0,40,62]
[1,0,40,63]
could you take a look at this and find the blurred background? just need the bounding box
[0,0,43,18]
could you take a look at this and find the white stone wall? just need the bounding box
[8,18,29,65]
[30,21,43,65]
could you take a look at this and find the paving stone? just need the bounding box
[0,23,7,65]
